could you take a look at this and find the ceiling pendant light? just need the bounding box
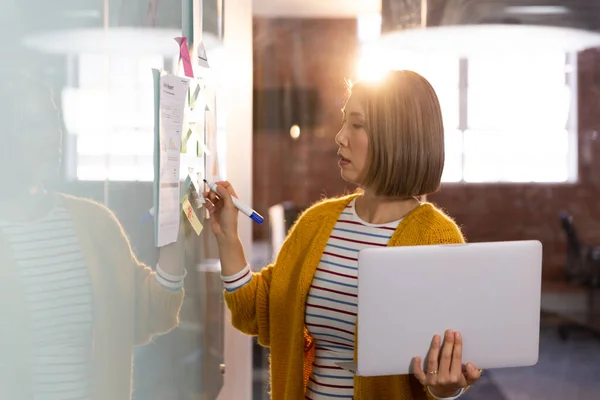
[375,0,600,57]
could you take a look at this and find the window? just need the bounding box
[463,52,576,183]
[62,54,168,181]
[356,17,578,183]
[63,50,227,182]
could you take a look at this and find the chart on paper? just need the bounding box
[156,72,190,247]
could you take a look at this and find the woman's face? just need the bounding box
[335,94,369,185]
[0,95,62,191]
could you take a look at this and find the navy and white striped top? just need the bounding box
[304,199,400,400]
[222,199,401,399]
[0,199,185,399]
[0,204,94,400]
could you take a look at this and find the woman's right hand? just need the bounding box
[202,181,240,242]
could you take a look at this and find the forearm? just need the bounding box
[134,263,185,344]
[157,241,186,276]
[156,248,186,290]
[217,236,248,276]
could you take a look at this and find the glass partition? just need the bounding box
[2,0,225,398]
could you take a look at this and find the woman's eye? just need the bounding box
[353,124,363,129]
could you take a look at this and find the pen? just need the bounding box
[141,207,155,223]
[203,179,264,224]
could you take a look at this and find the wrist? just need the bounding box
[216,233,241,246]
[427,386,464,399]
[217,236,248,276]
[156,263,186,290]
[157,247,185,274]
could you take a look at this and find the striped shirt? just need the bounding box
[222,199,401,399]
[0,199,185,399]
[222,266,253,292]
[0,204,94,400]
[304,199,400,400]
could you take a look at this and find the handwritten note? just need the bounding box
[175,37,194,78]
[182,195,203,235]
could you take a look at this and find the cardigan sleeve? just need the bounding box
[99,206,184,345]
[131,262,185,345]
[222,212,306,347]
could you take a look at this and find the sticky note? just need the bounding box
[197,41,210,68]
[196,140,211,156]
[181,128,193,153]
[187,170,200,194]
[190,83,201,110]
[175,37,194,78]
[182,195,203,235]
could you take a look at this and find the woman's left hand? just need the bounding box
[412,329,481,398]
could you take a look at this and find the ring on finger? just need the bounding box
[427,370,438,375]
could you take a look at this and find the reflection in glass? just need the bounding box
[4,0,227,399]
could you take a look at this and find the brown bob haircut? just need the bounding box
[349,70,445,198]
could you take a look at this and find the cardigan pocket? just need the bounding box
[302,326,316,391]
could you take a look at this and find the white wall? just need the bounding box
[217,0,253,398]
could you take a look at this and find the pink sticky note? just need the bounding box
[175,37,194,78]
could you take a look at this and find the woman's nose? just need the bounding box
[335,129,347,146]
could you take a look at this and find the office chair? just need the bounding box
[559,211,591,285]
[557,211,600,341]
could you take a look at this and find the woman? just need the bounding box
[204,71,481,399]
[0,73,186,399]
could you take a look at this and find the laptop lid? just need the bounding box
[352,240,542,377]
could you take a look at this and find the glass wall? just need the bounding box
[0,0,226,399]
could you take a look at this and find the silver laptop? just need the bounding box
[338,240,542,377]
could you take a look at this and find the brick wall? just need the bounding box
[252,18,600,282]
[431,48,600,281]
[252,18,359,240]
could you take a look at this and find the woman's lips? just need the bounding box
[338,156,350,166]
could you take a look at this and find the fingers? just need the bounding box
[438,329,455,373]
[464,363,481,385]
[417,329,480,395]
[450,331,463,377]
[188,186,202,208]
[202,186,220,204]
[412,357,427,385]
[215,180,238,197]
[215,181,238,205]
[202,191,219,215]
[427,334,441,374]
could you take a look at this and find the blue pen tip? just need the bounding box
[140,211,153,223]
[250,212,264,224]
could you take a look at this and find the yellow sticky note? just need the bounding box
[182,196,203,235]
[197,140,211,156]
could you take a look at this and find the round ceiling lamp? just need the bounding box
[376,1,600,58]
[21,27,222,56]
[374,24,600,58]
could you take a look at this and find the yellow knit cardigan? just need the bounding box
[0,194,184,400]
[225,194,466,400]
